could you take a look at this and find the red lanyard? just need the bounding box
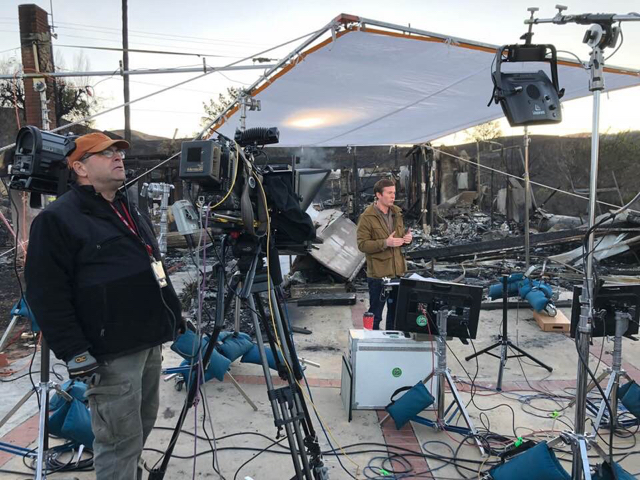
[110,202,154,256]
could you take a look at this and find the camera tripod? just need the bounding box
[149,235,328,480]
[465,275,553,391]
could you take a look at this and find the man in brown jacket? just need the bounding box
[357,179,412,330]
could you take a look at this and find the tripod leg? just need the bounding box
[247,294,313,480]
[507,343,553,372]
[34,382,49,480]
[445,371,485,456]
[610,371,620,430]
[578,438,593,480]
[254,293,287,377]
[268,288,322,476]
[592,373,617,436]
[464,341,502,362]
[437,367,446,420]
[225,372,258,411]
[496,341,508,392]
[0,388,36,430]
[234,281,242,333]
[0,315,20,352]
[569,370,607,408]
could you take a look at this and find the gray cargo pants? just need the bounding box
[86,345,162,480]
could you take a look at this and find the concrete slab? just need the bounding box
[2,290,640,479]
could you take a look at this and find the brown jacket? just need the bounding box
[356,203,407,279]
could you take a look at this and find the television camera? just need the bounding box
[163,126,331,479]
[177,127,329,256]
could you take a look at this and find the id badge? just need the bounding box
[151,260,168,288]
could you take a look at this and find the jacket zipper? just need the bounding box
[96,235,125,250]
[100,287,108,337]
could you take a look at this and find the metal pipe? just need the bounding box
[122,0,131,143]
[436,309,448,420]
[0,64,276,80]
[476,141,481,198]
[527,12,640,25]
[202,17,341,133]
[573,46,603,478]
[420,147,428,234]
[429,149,436,230]
[523,127,531,269]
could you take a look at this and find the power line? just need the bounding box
[0,26,324,153]
[130,108,204,115]
[51,43,243,58]
[53,31,258,56]
[0,18,266,50]
[0,46,20,54]
[122,77,219,94]
[52,20,270,47]
[0,63,272,79]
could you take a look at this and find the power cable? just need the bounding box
[51,43,244,59]
[51,32,258,56]
[52,21,270,48]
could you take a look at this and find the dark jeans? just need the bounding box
[367,278,398,330]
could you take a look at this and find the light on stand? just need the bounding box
[507,6,640,480]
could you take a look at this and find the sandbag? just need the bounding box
[218,332,254,362]
[241,344,283,370]
[488,442,570,480]
[385,383,435,430]
[48,380,94,448]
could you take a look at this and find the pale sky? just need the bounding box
[1,0,639,144]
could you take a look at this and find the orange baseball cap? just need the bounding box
[67,132,130,168]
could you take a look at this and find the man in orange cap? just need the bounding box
[65,132,130,200]
[25,132,183,479]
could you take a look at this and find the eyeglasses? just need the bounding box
[97,148,126,160]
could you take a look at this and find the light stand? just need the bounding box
[140,182,174,257]
[523,126,531,269]
[412,308,485,455]
[465,275,553,391]
[570,35,611,480]
[586,311,634,435]
[0,337,72,480]
[526,7,640,479]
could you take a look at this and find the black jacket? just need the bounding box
[25,184,182,362]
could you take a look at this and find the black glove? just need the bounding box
[66,351,100,385]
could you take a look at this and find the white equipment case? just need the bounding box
[341,329,437,417]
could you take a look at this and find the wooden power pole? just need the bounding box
[122,0,131,142]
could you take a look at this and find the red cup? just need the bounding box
[363,312,374,330]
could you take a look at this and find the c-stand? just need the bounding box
[0,336,72,480]
[412,308,485,456]
[526,6,640,479]
[582,311,635,435]
[149,235,327,480]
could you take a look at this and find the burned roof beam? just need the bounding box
[407,228,586,261]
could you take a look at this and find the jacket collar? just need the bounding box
[71,183,128,212]
[362,203,401,217]
[70,184,158,258]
